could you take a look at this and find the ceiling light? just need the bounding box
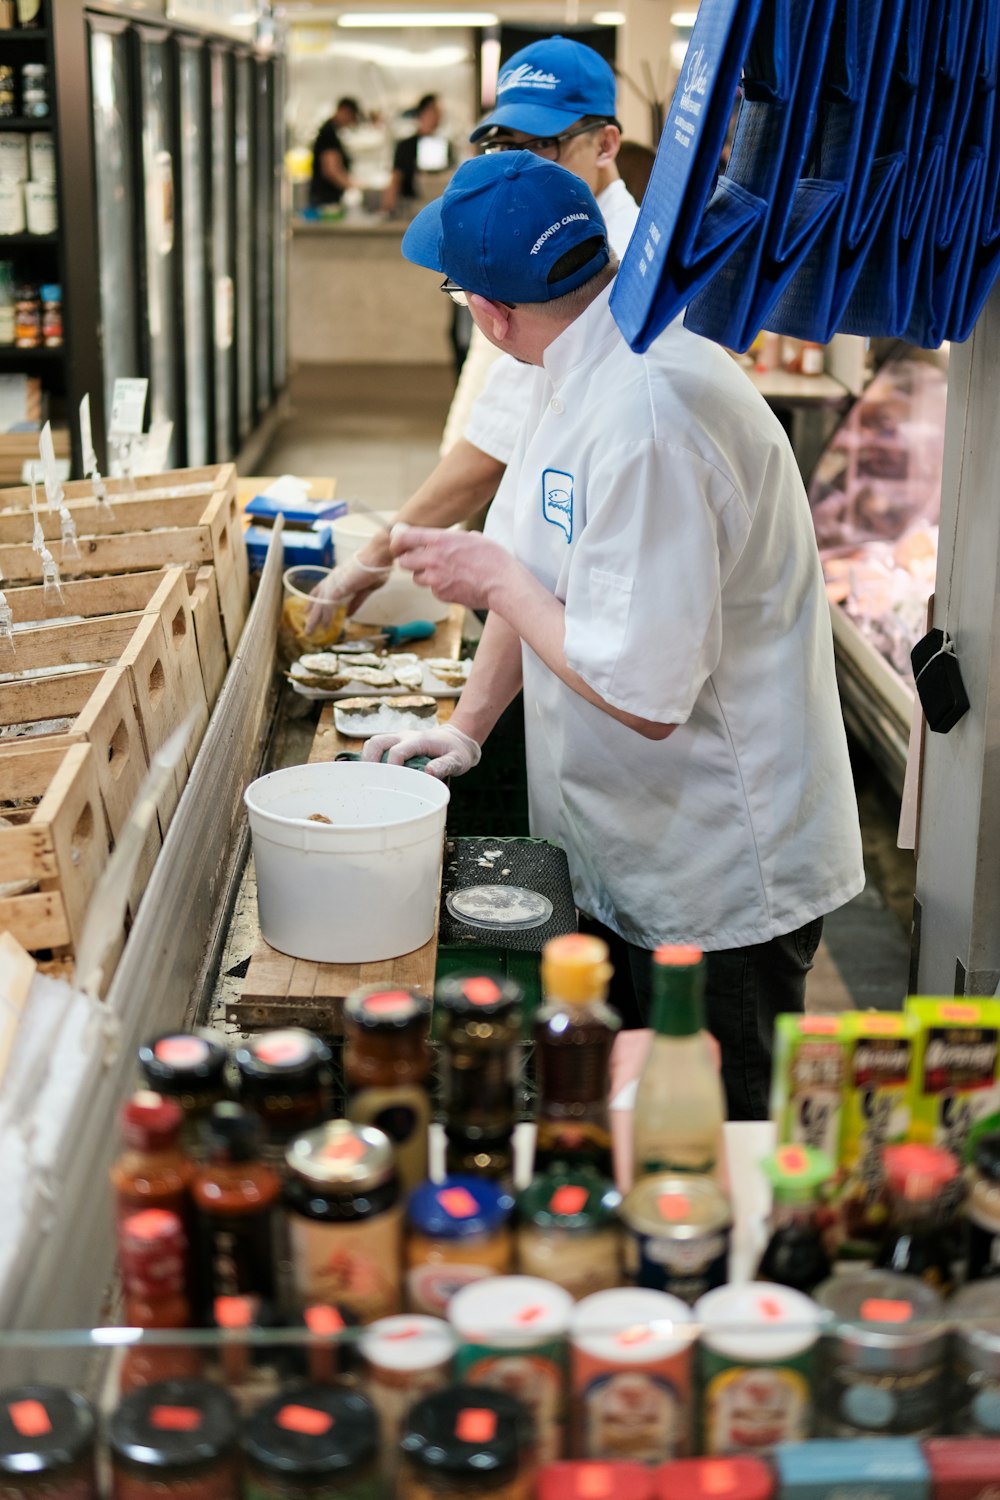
[670,9,698,24]
[594,10,625,22]
[337,11,498,25]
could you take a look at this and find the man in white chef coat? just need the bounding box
[306,36,641,626]
[361,153,865,1119]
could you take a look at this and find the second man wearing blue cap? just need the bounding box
[361,151,864,1122]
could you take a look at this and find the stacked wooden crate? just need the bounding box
[0,465,251,979]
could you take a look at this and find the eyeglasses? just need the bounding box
[439,277,469,307]
[481,119,613,161]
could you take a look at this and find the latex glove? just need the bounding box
[390,523,517,612]
[305,553,391,632]
[361,724,482,779]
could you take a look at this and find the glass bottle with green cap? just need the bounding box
[632,945,725,1181]
[756,1143,834,1294]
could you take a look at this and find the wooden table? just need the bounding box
[235,604,465,1032]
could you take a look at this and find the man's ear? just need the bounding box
[468,292,513,344]
[596,122,621,166]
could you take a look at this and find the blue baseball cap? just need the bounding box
[470,35,618,143]
[401,150,609,304]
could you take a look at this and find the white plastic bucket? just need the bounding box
[244,760,450,962]
[331,511,450,625]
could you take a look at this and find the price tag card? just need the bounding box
[108,378,148,441]
[79,394,99,476]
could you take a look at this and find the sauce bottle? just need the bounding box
[118,1208,200,1391]
[756,1144,833,1294]
[534,936,619,1177]
[875,1142,961,1293]
[633,945,724,1180]
[110,1092,196,1223]
[138,1032,228,1155]
[235,1029,335,1148]
[344,984,432,1192]
[191,1102,282,1319]
[436,974,523,1184]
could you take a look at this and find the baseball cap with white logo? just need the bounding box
[470,35,618,143]
[401,151,609,305]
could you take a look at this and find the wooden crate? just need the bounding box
[0,464,235,513]
[0,467,249,654]
[188,566,228,704]
[0,613,143,676]
[148,570,211,767]
[0,741,112,957]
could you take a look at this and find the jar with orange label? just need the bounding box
[516,1168,621,1300]
[344,985,432,1193]
[406,1177,514,1315]
[284,1120,402,1323]
[570,1288,694,1463]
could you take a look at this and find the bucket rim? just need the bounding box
[244,760,450,833]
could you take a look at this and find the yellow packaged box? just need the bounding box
[770,1014,851,1160]
[906,996,1000,1156]
[840,1011,918,1171]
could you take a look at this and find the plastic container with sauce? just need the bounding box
[812,1269,947,1438]
[138,1034,228,1154]
[534,936,619,1178]
[285,1120,402,1323]
[619,1174,731,1306]
[449,1275,573,1466]
[236,1031,335,1149]
[400,1385,534,1500]
[694,1283,823,1455]
[358,1315,456,1479]
[0,1385,97,1500]
[569,1287,694,1463]
[516,1168,621,1300]
[110,1093,196,1225]
[654,1457,774,1500]
[538,1461,654,1500]
[406,1176,514,1315]
[344,985,432,1193]
[242,1386,379,1500]
[109,1379,239,1500]
[946,1280,1000,1435]
[436,974,523,1184]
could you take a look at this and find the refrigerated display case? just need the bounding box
[234,50,254,444]
[210,43,236,461]
[136,26,180,470]
[272,55,288,396]
[255,56,273,416]
[178,35,211,468]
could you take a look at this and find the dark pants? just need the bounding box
[578,914,825,1122]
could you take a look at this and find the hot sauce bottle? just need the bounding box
[110,1093,196,1223]
[192,1102,282,1320]
[436,974,523,1185]
[236,1031,335,1148]
[138,1033,228,1155]
[534,936,619,1177]
[344,985,432,1193]
[118,1209,201,1392]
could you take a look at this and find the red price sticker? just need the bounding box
[384,1325,422,1342]
[550,1185,588,1216]
[577,1465,614,1498]
[154,1036,209,1067]
[8,1400,52,1438]
[615,1324,653,1348]
[861,1298,912,1324]
[462,977,502,1006]
[798,1016,839,1034]
[151,1407,202,1433]
[437,1187,480,1220]
[278,1405,334,1437]
[776,1145,808,1175]
[515,1304,547,1325]
[321,1135,366,1164]
[214,1295,254,1329]
[122,1208,179,1241]
[940,1003,979,1022]
[254,1032,309,1066]
[755,1297,785,1322]
[702,1461,740,1495]
[455,1408,497,1443]
[305,1305,344,1335]
[653,943,703,966]
[657,1193,690,1222]
[363,990,414,1017]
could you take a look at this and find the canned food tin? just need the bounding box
[948,1280,1000,1436]
[570,1287,694,1462]
[694,1284,822,1456]
[619,1175,731,1307]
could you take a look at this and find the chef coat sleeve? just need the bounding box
[562,437,749,724]
[463,353,534,465]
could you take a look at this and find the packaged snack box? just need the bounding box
[840,1011,918,1171]
[906,997,1000,1157]
[769,1015,851,1160]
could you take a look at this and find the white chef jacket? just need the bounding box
[462,179,640,465]
[483,283,865,951]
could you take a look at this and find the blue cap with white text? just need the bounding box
[470,35,618,143]
[401,151,609,305]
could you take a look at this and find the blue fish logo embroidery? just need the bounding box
[542,468,574,541]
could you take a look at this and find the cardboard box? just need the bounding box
[906,997,1000,1156]
[769,1014,851,1160]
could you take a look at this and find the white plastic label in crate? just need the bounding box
[38,422,62,511]
[79,395,98,477]
[108,378,148,440]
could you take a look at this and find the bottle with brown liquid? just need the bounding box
[191,1102,281,1320]
[118,1207,200,1391]
[436,974,523,1184]
[344,985,432,1193]
[533,934,619,1177]
[110,1092,196,1223]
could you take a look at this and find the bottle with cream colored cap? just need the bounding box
[534,936,619,1178]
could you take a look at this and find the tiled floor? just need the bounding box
[260,363,914,1014]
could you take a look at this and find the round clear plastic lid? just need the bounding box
[445,884,554,931]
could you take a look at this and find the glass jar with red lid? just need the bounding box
[138,1034,228,1153]
[0,1385,97,1500]
[236,1031,334,1147]
[875,1143,961,1293]
[109,1379,239,1500]
[435,974,523,1184]
[344,986,432,1192]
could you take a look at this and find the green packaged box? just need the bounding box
[770,1014,851,1161]
[906,996,1000,1155]
[840,1011,918,1171]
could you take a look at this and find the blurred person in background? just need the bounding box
[382,93,445,216]
[309,95,362,209]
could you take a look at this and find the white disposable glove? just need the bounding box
[305,554,392,632]
[361,724,482,779]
